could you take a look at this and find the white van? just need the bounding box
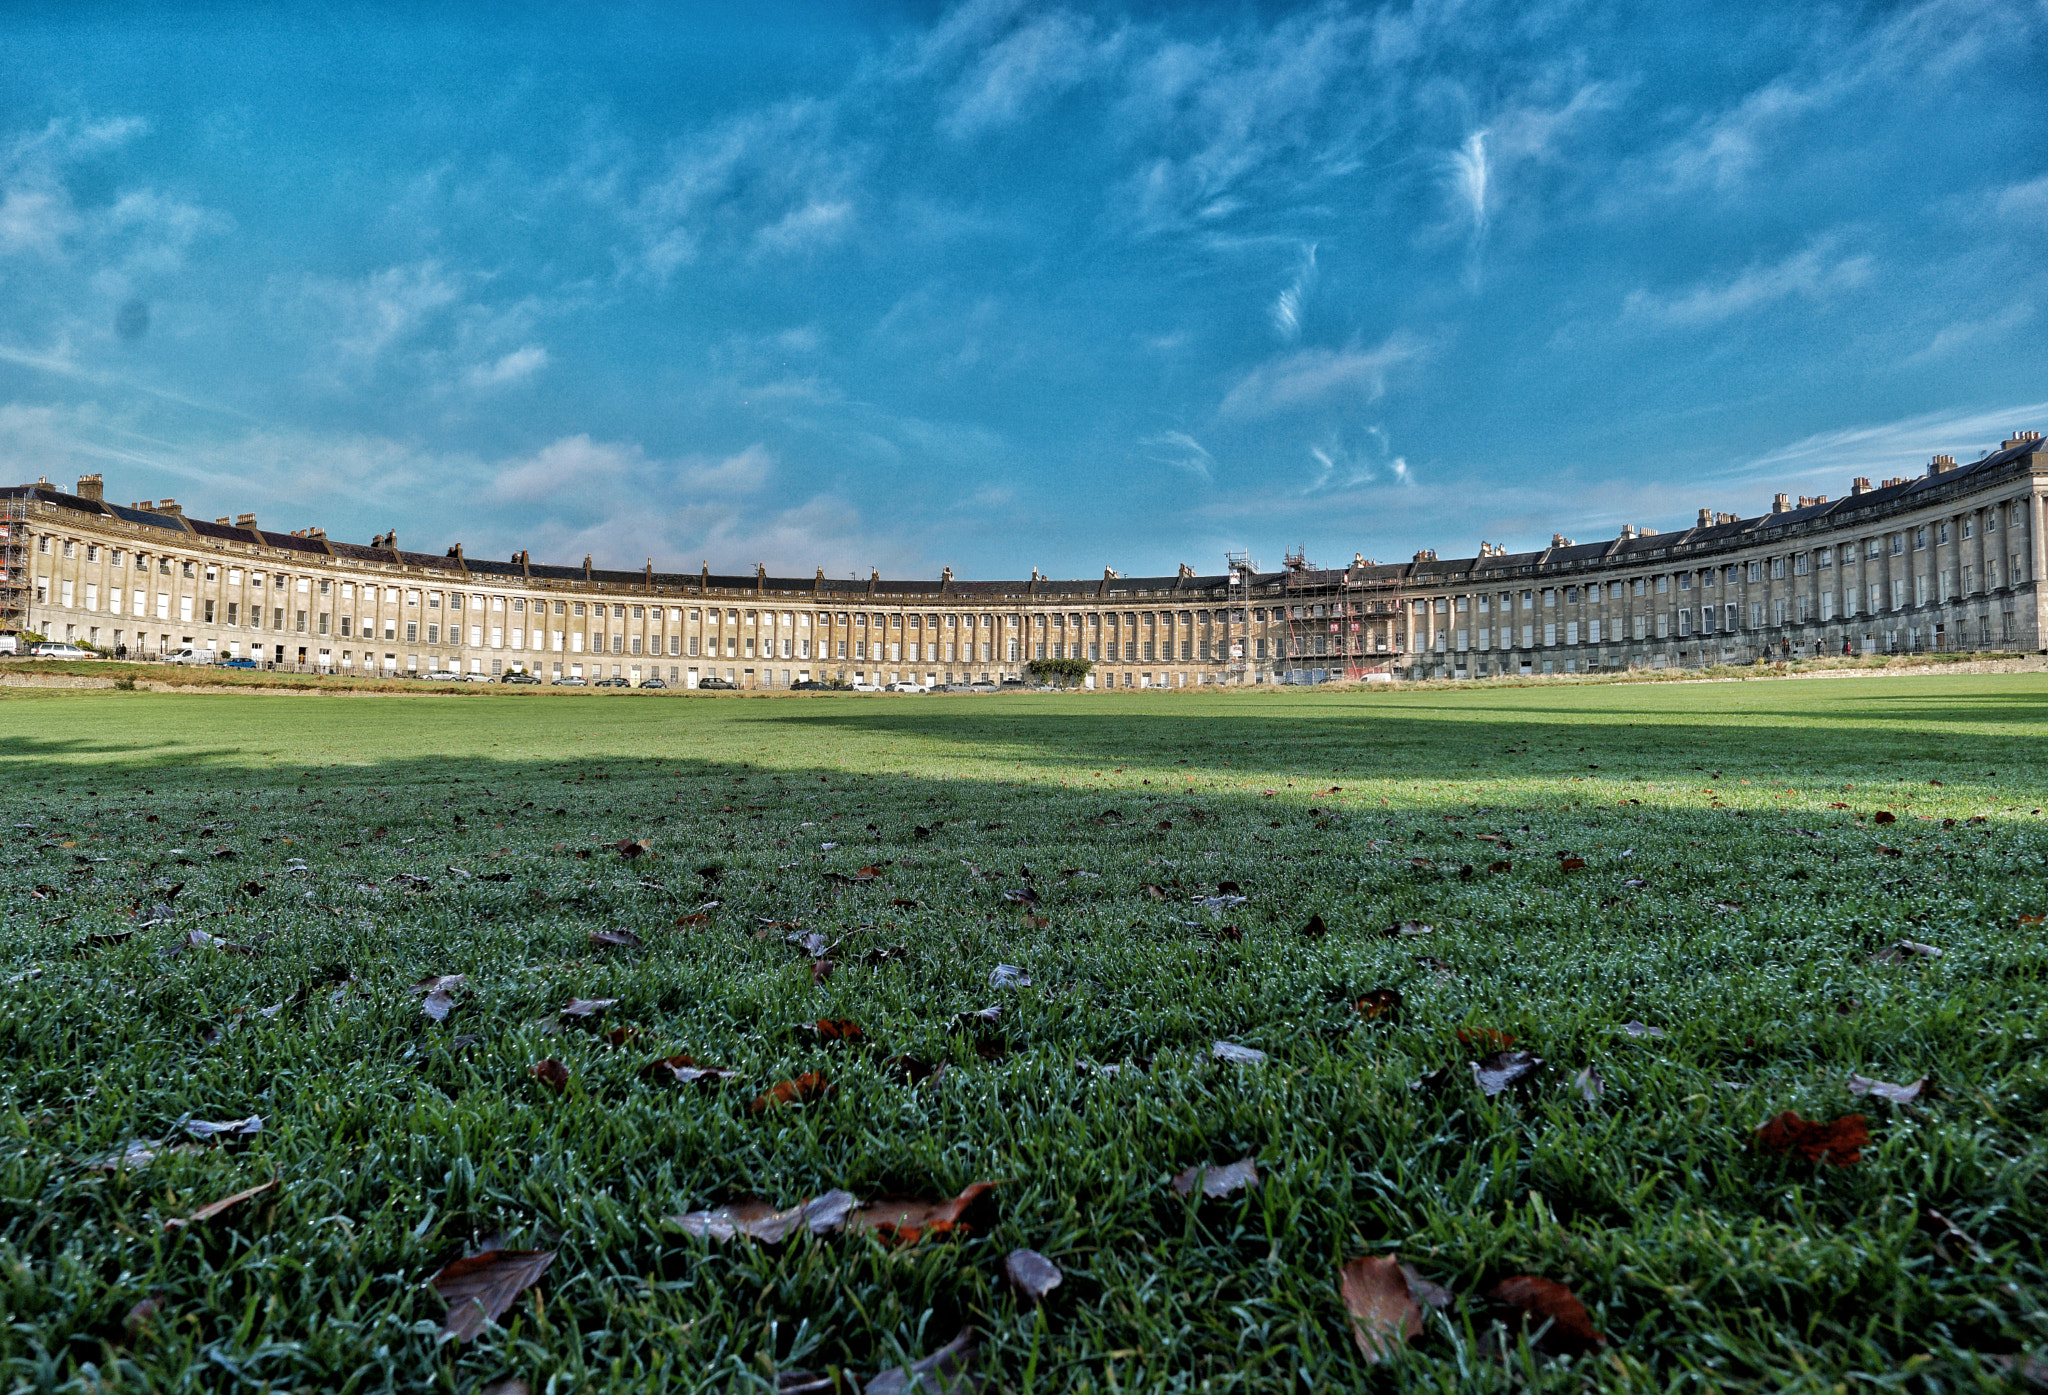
[160,647,209,665]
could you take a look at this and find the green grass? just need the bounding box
[1,677,2045,1393]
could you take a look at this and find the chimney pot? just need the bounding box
[235,512,258,530]
[75,473,104,502]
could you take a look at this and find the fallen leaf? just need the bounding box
[83,1139,193,1171]
[1005,1248,1063,1304]
[1170,1157,1259,1199]
[1868,939,1941,964]
[1472,1050,1542,1096]
[184,1115,263,1140]
[422,988,458,1023]
[1141,883,1168,900]
[1409,1067,1453,1094]
[614,837,651,859]
[813,1018,865,1042]
[1489,1275,1605,1353]
[787,930,831,957]
[599,1026,641,1049]
[809,958,836,985]
[1194,893,1247,913]
[865,1331,977,1395]
[429,1249,557,1343]
[1487,860,1513,873]
[240,880,264,897]
[1457,1027,1516,1051]
[1557,856,1586,872]
[123,1296,164,1341]
[528,1059,570,1094]
[645,1054,743,1086]
[1848,1073,1925,1104]
[751,1071,831,1113]
[1574,1066,1604,1101]
[588,929,642,951]
[1212,1040,1266,1065]
[847,1181,998,1242]
[1385,920,1432,938]
[1338,1255,1423,1363]
[1001,887,1039,905]
[559,996,618,1018]
[1874,810,1896,824]
[1620,1021,1666,1040]
[478,1380,529,1395]
[887,1054,949,1086]
[1753,1110,1869,1166]
[164,1177,277,1232]
[673,1190,858,1243]
[1356,987,1401,1020]
[1919,1207,1989,1264]
[1300,912,1329,938]
[989,963,1031,990]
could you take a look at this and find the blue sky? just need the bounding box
[1,0,2043,579]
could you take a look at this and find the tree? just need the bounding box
[1025,656,1093,686]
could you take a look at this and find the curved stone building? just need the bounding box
[4,430,2042,686]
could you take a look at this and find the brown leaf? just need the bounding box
[1170,1156,1259,1199]
[1489,1275,1605,1353]
[846,1181,998,1242]
[1004,1248,1063,1304]
[813,1018,865,1043]
[614,837,651,859]
[599,1026,641,1049]
[1873,810,1896,824]
[429,1249,557,1343]
[809,958,836,985]
[478,1380,529,1395]
[1338,1255,1423,1363]
[1457,1027,1516,1051]
[1356,987,1402,1020]
[751,1071,831,1113]
[1557,856,1586,872]
[528,1058,570,1094]
[1574,1066,1605,1101]
[1919,1207,1989,1264]
[1298,913,1328,938]
[240,880,264,897]
[887,1054,948,1086]
[865,1331,978,1395]
[1753,1110,1869,1166]
[1847,1073,1925,1104]
[1141,883,1168,900]
[673,1189,858,1244]
[559,996,618,1018]
[163,1177,277,1232]
[588,929,641,951]
[1487,860,1512,873]
[1472,1050,1542,1096]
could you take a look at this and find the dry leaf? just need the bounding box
[588,930,641,951]
[989,964,1031,990]
[1868,940,1941,964]
[164,1177,277,1232]
[846,1181,998,1242]
[1873,810,1896,824]
[1847,1073,1925,1104]
[429,1249,557,1343]
[1338,1255,1423,1363]
[1472,1050,1542,1096]
[1212,1040,1266,1065]
[528,1059,570,1094]
[751,1071,831,1113]
[184,1115,263,1140]
[1489,1275,1605,1353]
[1557,856,1586,872]
[1170,1157,1259,1199]
[560,996,618,1018]
[1385,920,1432,938]
[813,1018,865,1042]
[1574,1066,1605,1101]
[865,1331,978,1395]
[1301,913,1329,938]
[1486,860,1512,873]
[673,1190,858,1244]
[1356,988,1402,1020]
[1004,1248,1063,1304]
[645,1054,743,1086]
[1620,1021,1666,1040]
[1753,1110,1868,1166]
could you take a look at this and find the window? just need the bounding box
[1914,527,1927,550]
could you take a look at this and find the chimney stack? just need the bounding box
[155,498,182,517]
[2000,430,2041,450]
[1697,508,1712,527]
[1772,493,1791,513]
[1929,454,1955,474]
[236,512,258,530]
[75,473,103,502]
[1850,477,1871,495]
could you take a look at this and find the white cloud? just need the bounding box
[1995,173,2048,218]
[301,260,465,366]
[1720,400,2048,493]
[1141,429,1213,480]
[465,344,549,389]
[679,443,772,493]
[1447,130,1489,238]
[753,199,854,257]
[1623,240,1873,325]
[1270,242,1316,341]
[941,10,1120,138]
[1217,332,1427,418]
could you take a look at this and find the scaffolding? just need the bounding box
[0,492,26,638]
[1277,545,1408,681]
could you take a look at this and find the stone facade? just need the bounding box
[4,430,2043,686]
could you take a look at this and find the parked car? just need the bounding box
[216,657,259,670]
[849,681,882,692]
[638,676,667,689]
[28,642,96,659]
[500,670,542,685]
[459,671,493,683]
[593,676,630,688]
[159,647,209,664]
[551,675,587,686]
[885,680,926,693]
[696,676,736,690]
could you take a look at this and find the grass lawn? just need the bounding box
[1,675,2045,1393]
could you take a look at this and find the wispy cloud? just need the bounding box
[1623,240,1873,325]
[1141,429,1214,480]
[940,10,1121,138]
[465,344,549,389]
[1270,241,1317,341]
[1218,332,1427,418]
[1719,401,2048,492]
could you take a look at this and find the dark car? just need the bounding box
[638,676,667,688]
[696,676,736,690]
[499,671,542,685]
[593,676,631,688]
[216,657,259,670]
